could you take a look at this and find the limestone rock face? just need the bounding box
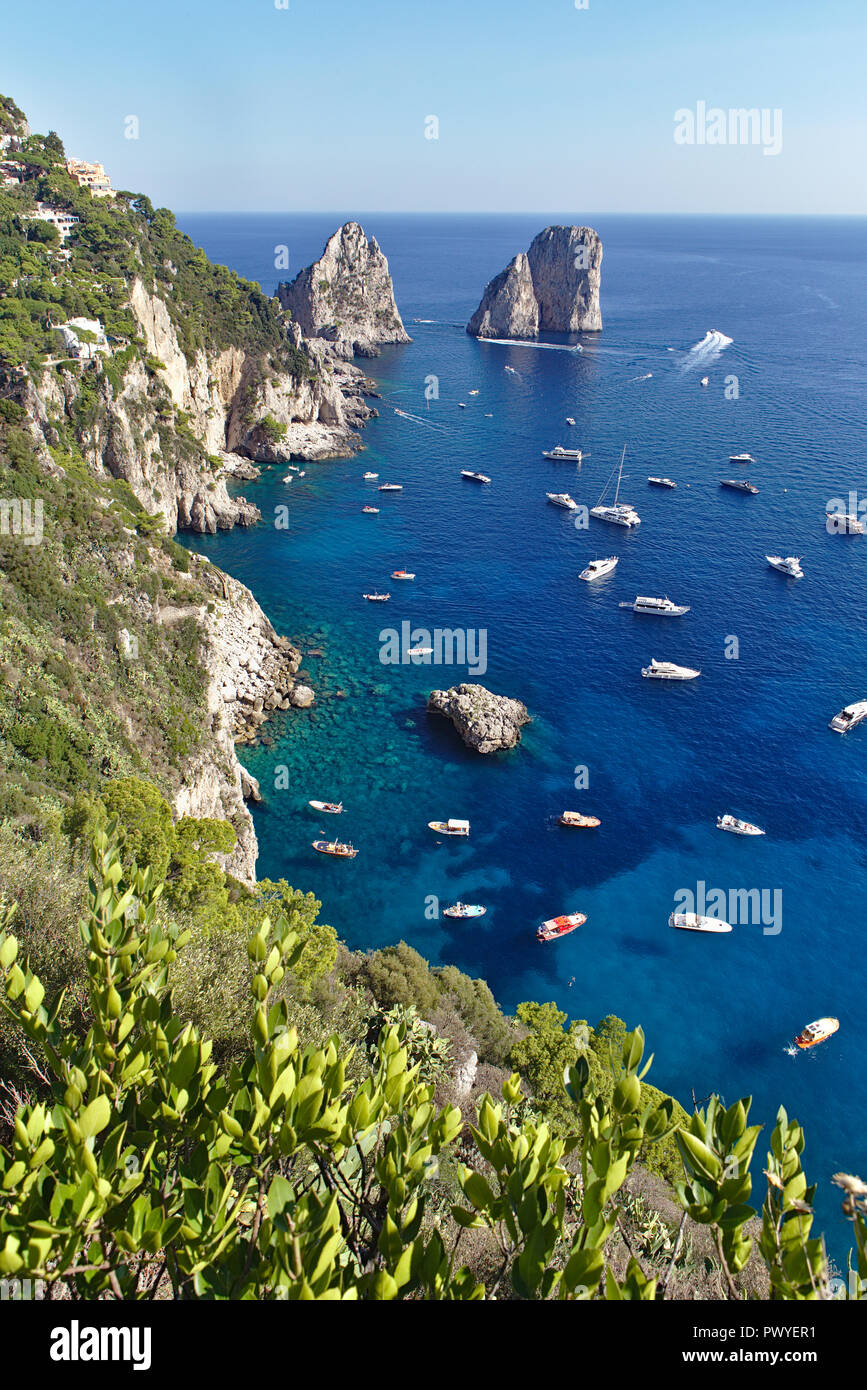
[468,225,602,338]
[277,222,411,360]
[427,683,531,754]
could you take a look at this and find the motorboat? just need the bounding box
[721,479,759,494]
[767,555,803,578]
[826,508,866,534]
[591,446,641,527]
[642,658,701,680]
[461,470,491,483]
[378,483,403,492]
[362,505,380,513]
[458,402,466,408]
[309,800,343,814]
[537,912,586,942]
[408,644,433,656]
[363,591,390,601]
[468,390,479,396]
[794,1017,839,1049]
[428,818,470,836]
[391,569,415,580]
[579,556,619,581]
[621,595,690,616]
[297,471,305,478]
[558,812,601,828]
[717,814,765,836]
[546,492,579,510]
[542,445,585,461]
[730,453,755,464]
[829,700,867,733]
[669,912,732,933]
[700,376,709,386]
[282,473,294,484]
[565,416,576,426]
[442,902,486,919]
[363,471,379,479]
[313,840,358,858]
[648,477,677,488]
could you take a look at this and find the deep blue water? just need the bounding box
[178,212,867,1260]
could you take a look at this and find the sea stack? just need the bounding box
[467,225,602,339]
[427,683,531,754]
[276,222,411,359]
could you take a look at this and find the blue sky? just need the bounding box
[3,0,866,213]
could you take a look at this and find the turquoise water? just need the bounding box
[180,213,867,1257]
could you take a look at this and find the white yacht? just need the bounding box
[826,508,866,534]
[565,416,576,426]
[542,445,585,461]
[591,447,641,528]
[721,479,758,494]
[363,471,379,480]
[547,492,579,511]
[641,658,700,680]
[461,470,491,484]
[579,556,619,582]
[717,814,765,836]
[766,555,803,578]
[700,376,709,387]
[621,595,690,616]
[669,912,732,934]
[378,483,403,492]
[829,700,867,734]
[648,476,676,488]
[730,452,755,464]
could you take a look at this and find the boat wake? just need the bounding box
[681,329,734,370]
[784,1045,799,1058]
[393,407,448,431]
[480,338,582,353]
[628,372,653,382]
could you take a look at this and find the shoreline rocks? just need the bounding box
[467,225,602,339]
[427,683,531,753]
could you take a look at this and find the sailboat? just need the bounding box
[590,447,641,528]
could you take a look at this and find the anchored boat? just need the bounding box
[648,477,676,488]
[826,507,866,534]
[794,1017,839,1049]
[730,452,755,464]
[558,811,601,828]
[829,700,867,733]
[721,479,759,494]
[428,818,470,836]
[579,555,618,581]
[669,913,732,933]
[591,446,641,528]
[443,902,486,919]
[309,800,343,814]
[717,814,765,836]
[546,492,579,510]
[542,445,586,461]
[391,569,415,580]
[363,471,379,479]
[767,555,803,578]
[363,591,390,601]
[362,505,379,513]
[378,483,403,492]
[313,840,358,859]
[642,658,701,680]
[537,912,586,942]
[461,470,491,483]
[621,595,690,616]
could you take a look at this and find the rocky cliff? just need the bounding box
[467,225,602,338]
[427,684,531,753]
[277,222,411,360]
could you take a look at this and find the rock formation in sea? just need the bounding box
[427,684,531,754]
[277,222,411,360]
[467,225,603,339]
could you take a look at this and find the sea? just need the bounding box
[177,212,867,1261]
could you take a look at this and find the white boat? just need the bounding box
[648,476,676,488]
[363,591,390,602]
[363,471,379,479]
[717,814,765,836]
[591,446,641,528]
[767,555,803,579]
[829,700,867,734]
[579,556,618,581]
[428,818,470,836]
[565,416,576,426]
[282,473,294,483]
[407,644,433,656]
[361,505,379,513]
[461,470,491,484]
[391,569,415,580]
[297,471,305,478]
[458,402,466,408]
[721,479,758,494]
[309,799,343,814]
[542,445,586,461]
[468,389,479,396]
[730,452,755,464]
[669,912,732,933]
[378,483,403,492]
[547,492,579,511]
[700,376,709,387]
[621,595,690,616]
[826,508,866,534]
[642,658,700,680]
[442,902,486,919]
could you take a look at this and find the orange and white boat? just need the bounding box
[362,505,379,514]
[794,1017,839,1049]
[391,569,415,580]
[537,912,586,942]
[313,840,358,859]
[558,811,601,828]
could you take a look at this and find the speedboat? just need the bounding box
[537,912,586,942]
[648,477,677,488]
[794,1017,839,1049]
[461,470,491,483]
[391,569,415,580]
[622,595,690,616]
[546,492,579,510]
[442,902,486,919]
[717,814,765,836]
[542,445,585,461]
[363,471,379,479]
[579,556,619,581]
[829,700,867,733]
[721,479,759,494]
[458,402,466,408]
[309,800,343,814]
[591,446,641,528]
[767,555,803,578]
[642,658,701,680]
[558,812,601,828]
[407,644,433,656]
[468,389,479,396]
[313,840,358,858]
[700,376,709,386]
[363,591,390,601]
[669,912,732,933]
[730,452,755,464]
[565,416,576,426]
[282,473,294,483]
[362,505,379,513]
[378,483,403,492]
[428,818,470,836]
[826,507,866,534]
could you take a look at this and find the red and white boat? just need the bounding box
[794,1017,839,1049]
[391,569,415,580]
[312,840,358,859]
[362,505,379,514]
[537,912,586,942]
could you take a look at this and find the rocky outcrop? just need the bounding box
[427,684,531,754]
[277,222,411,360]
[467,225,602,338]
